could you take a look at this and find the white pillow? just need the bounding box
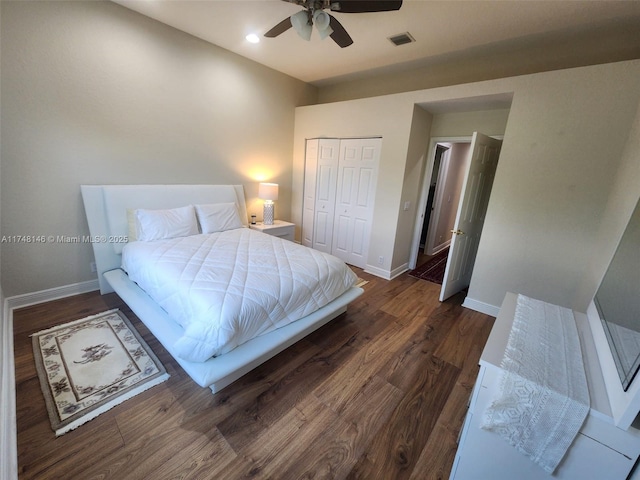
[195,203,243,233]
[134,205,199,242]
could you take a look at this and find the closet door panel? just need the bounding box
[357,168,374,207]
[302,140,319,247]
[317,165,335,202]
[337,167,355,204]
[352,218,367,257]
[333,213,350,254]
[314,210,332,251]
[361,144,377,161]
[311,139,340,254]
[304,137,380,269]
[343,144,358,162]
[331,138,380,268]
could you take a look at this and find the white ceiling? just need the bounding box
[113,0,640,86]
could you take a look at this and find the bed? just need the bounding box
[81,184,363,393]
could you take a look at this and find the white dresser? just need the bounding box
[450,292,640,480]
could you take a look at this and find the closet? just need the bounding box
[302,137,381,269]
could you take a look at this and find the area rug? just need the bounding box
[355,277,369,288]
[32,309,169,436]
[409,248,450,284]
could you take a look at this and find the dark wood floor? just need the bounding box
[14,267,494,480]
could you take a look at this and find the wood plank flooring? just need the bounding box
[14,268,494,480]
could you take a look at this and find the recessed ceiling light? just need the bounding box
[246,33,260,44]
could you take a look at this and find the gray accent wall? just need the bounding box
[0,1,317,297]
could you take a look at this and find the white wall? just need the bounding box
[293,95,418,275]
[429,109,510,138]
[293,61,640,312]
[390,105,433,276]
[576,99,640,310]
[0,1,317,297]
[316,16,640,104]
[469,65,640,311]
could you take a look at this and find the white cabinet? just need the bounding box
[249,220,295,242]
[302,137,380,269]
[451,293,640,480]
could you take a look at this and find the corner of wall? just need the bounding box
[1,293,18,480]
[462,296,500,317]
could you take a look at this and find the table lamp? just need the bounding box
[258,182,278,225]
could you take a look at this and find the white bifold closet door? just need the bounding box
[302,137,380,269]
[331,138,380,268]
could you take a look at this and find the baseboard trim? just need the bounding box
[363,264,391,280]
[363,262,410,281]
[2,279,99,480]
[462,296,500,317]
[5,279,99,311]
[389,263,409,280]
[1,297,17,480]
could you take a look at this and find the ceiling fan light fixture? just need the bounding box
[317,24,334,40]
[313,10,333,39]
[291,10,312,41]
[266,0,403,47]
[313,10,330,30]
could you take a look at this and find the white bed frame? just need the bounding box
[81,184,363,392]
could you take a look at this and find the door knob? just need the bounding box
[450,229,465,236]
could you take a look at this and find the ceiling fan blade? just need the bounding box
[328,15,353,48]
[264,17,293,38]
[331,1,402,13]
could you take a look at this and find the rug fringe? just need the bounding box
[54,372,170,436]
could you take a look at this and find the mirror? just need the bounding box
[595,199,640,391]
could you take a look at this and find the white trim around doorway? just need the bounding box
[409,136,472,270]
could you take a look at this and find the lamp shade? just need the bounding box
[258,182,279,201]
[290,10,312,41]
[313,10,334,39]
[313,10,330,30]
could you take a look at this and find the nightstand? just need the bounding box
[249,220,295,242]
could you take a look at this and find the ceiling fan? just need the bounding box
[264,0,403,48]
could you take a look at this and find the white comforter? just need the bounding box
[121,228,357,362]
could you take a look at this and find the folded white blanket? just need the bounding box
[122,228,357,362]
[481,295,590,473]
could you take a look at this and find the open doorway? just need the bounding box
[409,133,502,302]
[418,144,447,254]
[410,137,472,272]
[422,142,471,257]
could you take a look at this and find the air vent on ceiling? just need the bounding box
[388,32,415,46]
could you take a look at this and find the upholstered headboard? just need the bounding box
[81,184,248,294]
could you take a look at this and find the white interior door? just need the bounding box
[312,139,340,254]
[439,132,502,301]
[331,138,380,268]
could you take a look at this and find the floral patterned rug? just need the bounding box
[31,309,169,436]
[409,248,450,285]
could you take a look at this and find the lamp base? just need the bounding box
[263,203,274,225]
